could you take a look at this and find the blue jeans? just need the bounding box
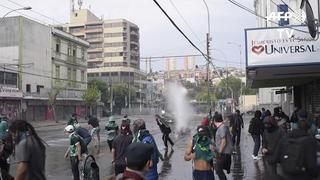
[252,135,261,156]
[145,164,158,180]
[193,170,214,180]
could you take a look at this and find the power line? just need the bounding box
[279,0,296,13]
[152,0,208,61]
[270,0,303,23]
[168,0,205,48]
[5,0,63,24]
[0,4,48,25]
[227,0,309,34]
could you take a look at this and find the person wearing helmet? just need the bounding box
[105,116,119,152]
[132,119,162,180]
[64,125,87,180]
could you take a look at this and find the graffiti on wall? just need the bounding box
[0,101,19,122]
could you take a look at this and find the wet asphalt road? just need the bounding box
[9,114,273,180]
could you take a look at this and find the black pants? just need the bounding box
[107,140,113,152]
[252,135,261,156]
[215,154,231,180]
[193,169,215,180]
[162,133,174,148]
[115,164,126,176]
[0,158,13,180]
[70,156,80,180]
[232,129,241,146]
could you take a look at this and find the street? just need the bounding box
[8,114,272,180]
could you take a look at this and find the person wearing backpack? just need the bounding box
[64,125,88,180]
[248,110,264,160]
[155,114,174,150]
[184,125,214,180]
[275,110,318,180]
[132,119,163,180]
[106,117,119,152]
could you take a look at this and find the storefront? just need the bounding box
[0,86,23,122]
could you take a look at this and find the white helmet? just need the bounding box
[65,125,75,133]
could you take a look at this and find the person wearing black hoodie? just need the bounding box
[274,110,318,180]
[248,110,264,160]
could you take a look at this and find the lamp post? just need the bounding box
[202,0,211,109]
[0,7,32,23]
[228,42,243,110]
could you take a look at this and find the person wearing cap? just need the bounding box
[116,142,153,180]
[213,113,233,180]
[112,122,133,176]
[262,116,285,178]
[106,116,119,152]
[155,114,174,150]
[64,125,88,180]
[67,113,79,128]
[184,125,214,180]
[274,109,318,180]
[132,119,162,180]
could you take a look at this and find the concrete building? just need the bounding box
[250,0,320,117]
[0,16,89,121]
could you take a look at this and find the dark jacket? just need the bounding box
[262,127,285,164]
[248,117,264,135]
[156,119,171,134]
[275,129,318,179]
[231,114,243,133]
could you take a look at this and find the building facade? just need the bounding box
[0,16,89,121]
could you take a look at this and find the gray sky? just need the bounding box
[0,0,257,71]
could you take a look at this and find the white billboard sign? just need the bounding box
[245,26,320,67]
[0,86,22,98]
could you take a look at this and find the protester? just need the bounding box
[155,114,174,150]
[105,116,119,152]
[184,125,214,180]
[290,107,300,130]
[0,116,8,140]
[116,143,153,180]
[75,126,92,146]
[275,109,318,180]
[88,115,101,148]
[9,120,46,180]
[231,110,244,147]
[214,114,233,180]
[122,114,131,124]
[112,122,133,176]
[68,113,79,127]
[132,119,162,180]
[64,125,88,180]
[0,133,14,180]
[248,110,264,160]
[261,108,266,121]
[262,116,285,177]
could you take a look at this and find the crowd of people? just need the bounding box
[0,107,319,180]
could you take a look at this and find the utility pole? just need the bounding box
[203,0,211,109]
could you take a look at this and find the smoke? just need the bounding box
[166,82,195,132]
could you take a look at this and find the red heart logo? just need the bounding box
[252,45,265,55]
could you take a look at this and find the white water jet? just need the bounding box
[166,82,195,132]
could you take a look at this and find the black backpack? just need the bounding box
[83,155,99,180]
[279,135,309,175]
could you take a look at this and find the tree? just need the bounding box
[242,84,258,95]
[88,79,108,105]
[112,84,136,113]
[215,76,242,100]
[48,83,64,123]
[82,85,100,115]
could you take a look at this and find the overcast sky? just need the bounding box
[0,0,257,71]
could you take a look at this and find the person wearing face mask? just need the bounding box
[262,116,285,178]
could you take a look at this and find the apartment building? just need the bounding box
[0,16,89,121]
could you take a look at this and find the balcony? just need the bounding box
[24,88,85,100]
[85,28,103,34]
[86,37,103,43]
[87,48,103,53]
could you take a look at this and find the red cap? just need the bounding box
[201,118,209,126]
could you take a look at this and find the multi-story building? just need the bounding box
[251,0,320,117]
[0,16,89,121]
[62,9,147,111]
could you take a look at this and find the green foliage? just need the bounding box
[82,85,100,106]
[242,84,258,95]
[216,76,242,100]
[112,84,136,110]
[88,78,109,105]
[196,90,216,102]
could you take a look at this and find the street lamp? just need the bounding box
[0,6,32,24]
[202,0,211,109]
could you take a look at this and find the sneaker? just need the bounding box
[252,155,261,160]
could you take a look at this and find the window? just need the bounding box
[36,85,44,93]
[278,4,289,26]
[81,71,85,82]
[4,72,17,85]
[67,44,72,55]
[85,33,103,39]
[73,49,76,57]
[73,69,77,82]
[55,65,60,79]
[81,48,85,60]
[67,68,71,80]
[26,84,31,93]
[104,22,126,28]
[104,32,127,38]
[56,43,60,52]
[88,52,102,59]
[104,42,126,47]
